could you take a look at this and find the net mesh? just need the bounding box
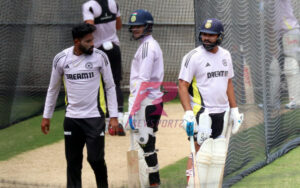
[1,0,300,187]
[194,0,300,186]
[0,0,195,129]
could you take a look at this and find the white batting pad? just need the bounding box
[196,138,213,187]
[207,138,227,188]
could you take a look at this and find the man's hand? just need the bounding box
[183,110,197,136]
[230,107,244,134]
[108,117,119,136]
[41,118,50,135]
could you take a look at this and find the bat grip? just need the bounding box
[190,136,196,153]
[226,118,233,147]
[129,115,135,130]
[130,131,135,150]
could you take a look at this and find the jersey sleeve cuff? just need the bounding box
[43,114,53,119]
[109,113,118,118]
[178,77,191,83]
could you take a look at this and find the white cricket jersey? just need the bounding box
[43,46,118,119]
[82,0,120,48]
[129,35,164,112]
[274,0,300,33]
[178,45,234,114]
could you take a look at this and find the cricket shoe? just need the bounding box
[285,101,298,109]
[258,103,281,110]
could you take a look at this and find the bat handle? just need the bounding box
[129,115,135,130]
[130,131,135,150]
[226,118,233,147]
[190,136,196,153]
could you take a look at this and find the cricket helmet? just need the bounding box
[128,9,154,39]
[199,18,225,49]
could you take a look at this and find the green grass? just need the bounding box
[232,146,300,188]
[159,146,300,188]
[2,94,298,187]
[159,108,300,188]
[0,108,65,161]
[0,93,179,161]
[160,157,188,187]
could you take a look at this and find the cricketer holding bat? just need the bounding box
[126,9,164,187]
[41,23,118,188]
[178,18,243,187]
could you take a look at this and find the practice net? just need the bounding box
[194,0,300,186]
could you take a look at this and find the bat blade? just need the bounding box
[127,131,140,188]
[218,114,233,188]
[127,150,140,188]
[244,64,255,104]
[190,136,200,187]
[241,45,255,105]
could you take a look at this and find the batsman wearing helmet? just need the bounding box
[178,18,243,187]
[125,9,164,187]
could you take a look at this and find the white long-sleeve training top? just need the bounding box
[43,46,118,119]
[128,35,164,112]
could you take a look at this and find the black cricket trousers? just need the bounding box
[64,117,107,188]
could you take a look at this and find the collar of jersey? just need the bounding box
[140,35,153,44]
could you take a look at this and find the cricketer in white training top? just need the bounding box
[128,35,164,113]
[43,46,118,119]
[126,9,164,187]
[179,45,234,113]
[178,18,243,187]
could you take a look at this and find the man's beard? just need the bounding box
[202,40,217,51]
[79,45,94,55]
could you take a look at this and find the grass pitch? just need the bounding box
[1,98,300,187]
[0,108,65,161]
[159,146,300,188]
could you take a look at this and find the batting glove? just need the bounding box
[183,110,197,136]
[128,114,138,131]
[230,107,244,134]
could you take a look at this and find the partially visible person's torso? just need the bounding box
[275,0,300,33]
[83,0,120,48]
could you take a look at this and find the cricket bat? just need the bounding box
[218,112,243,188]
[216,117,232,188]
[127,130,140,188]
[190,136,200,187]
[240,45,255,105]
